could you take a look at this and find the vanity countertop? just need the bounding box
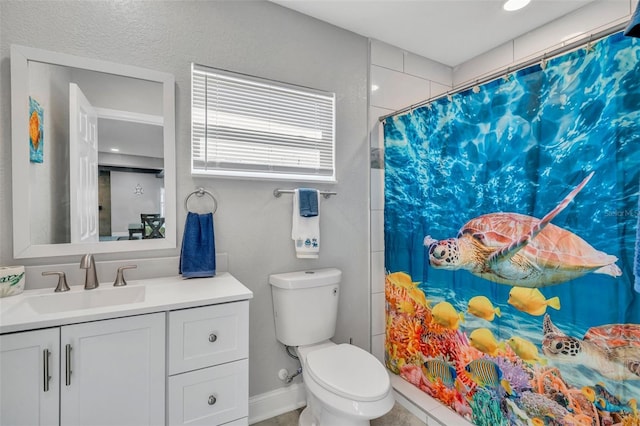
[0,273,253,334]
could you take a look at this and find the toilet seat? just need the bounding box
[305,343,390,402]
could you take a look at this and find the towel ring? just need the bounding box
[185,188,218,214]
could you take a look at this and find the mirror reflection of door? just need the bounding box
[98,171,112,237]
[69,83,99,243]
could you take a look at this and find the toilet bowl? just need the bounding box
[269,269,394,425]
[296,341,394,426]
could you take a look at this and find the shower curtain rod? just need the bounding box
[378,21,628,123]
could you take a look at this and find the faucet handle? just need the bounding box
[113,265,137,287]
[42,271,71,292]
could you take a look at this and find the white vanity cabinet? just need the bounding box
[0,273,253,426]
[167,300,249,426]
[0,313,165,426]
[0,328,60,426]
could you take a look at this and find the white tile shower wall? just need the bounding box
[513,0,631,65]
[453,0,632,86]
[370,105,393,154]
[371,292,385,336]
[370,66,431,111]
[371,334,385,365]
[404,53,451,85]
[371,251,384,294]
[370,40,404,72]
[368,39,453,366]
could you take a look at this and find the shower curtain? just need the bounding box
[383,32,640,425]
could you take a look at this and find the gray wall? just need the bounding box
[110,171,164,235]
[27,61,72,244]
[0,1,370,397]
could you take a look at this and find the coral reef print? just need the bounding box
[384,32,640,426]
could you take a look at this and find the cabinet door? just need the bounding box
[60,313,165,426]
[0,328,60,426]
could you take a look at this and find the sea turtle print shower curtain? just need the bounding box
[383,32,640,425]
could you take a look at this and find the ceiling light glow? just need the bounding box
[503,0,530,12]
[110,148,120,152]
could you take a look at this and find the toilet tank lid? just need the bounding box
[269,268,342,289]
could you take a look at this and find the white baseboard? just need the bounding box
[248,383,307,425]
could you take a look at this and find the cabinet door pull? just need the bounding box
[208,395,217,405]
[208,333,217,343]
[65,344,72,386]
[43,349,51,392]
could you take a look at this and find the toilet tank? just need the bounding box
[269,268,341,347]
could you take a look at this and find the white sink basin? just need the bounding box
[0,273,253,334]
[25,285,146,314]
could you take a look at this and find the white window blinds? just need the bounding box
[191,64,336,181]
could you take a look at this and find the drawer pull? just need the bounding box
[208,333,217,343]
[208,395,217,405]
[43,349,51,392]
[65,344,72,386]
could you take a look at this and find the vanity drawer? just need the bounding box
[167,358,248,426]
[168,301,249,374]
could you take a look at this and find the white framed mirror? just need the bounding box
[11,44,176,258]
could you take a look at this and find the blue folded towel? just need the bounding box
[180,212,216,278]
[635,190,640,292]
[298,188,319,217]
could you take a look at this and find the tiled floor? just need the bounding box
[252,403,427,426]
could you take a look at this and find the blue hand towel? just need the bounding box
[635,191,640,292]
[180,212,216,278]
[298,188,319,217]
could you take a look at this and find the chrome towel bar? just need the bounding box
[273,189,336,199]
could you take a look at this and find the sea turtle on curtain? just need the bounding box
[541,314,640,381]
[423,171,621,288]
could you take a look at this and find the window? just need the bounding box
[191,64,336,181]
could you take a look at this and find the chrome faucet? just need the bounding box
[80,254,99,290]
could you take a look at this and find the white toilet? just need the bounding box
[269,268,394,426]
